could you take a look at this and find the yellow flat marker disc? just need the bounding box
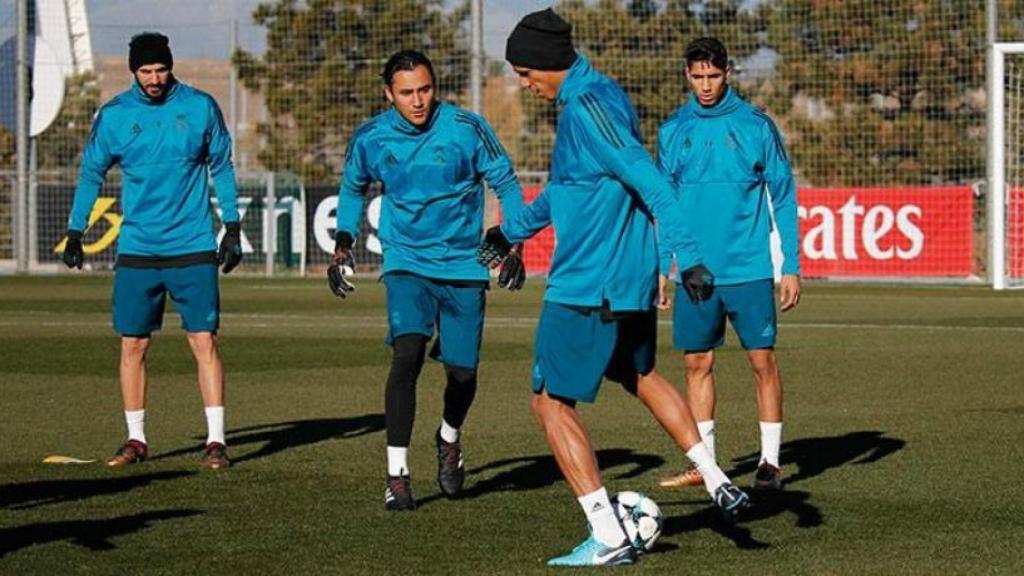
[42,455,98,464]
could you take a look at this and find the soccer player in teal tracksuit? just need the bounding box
[478,10,748,567]
[656,38,801,492]
[62,33,242,470]
[330,50,526,511]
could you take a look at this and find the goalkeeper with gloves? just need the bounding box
[62,32,242,470]
[331,50,526,511]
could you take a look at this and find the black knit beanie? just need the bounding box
[129,32,173,73]
[505,8,577,71]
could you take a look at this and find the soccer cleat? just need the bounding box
[752,461,783,491]
[713,483,751,524]
[435,428,465,498]
[202,442,231,470]
[546,534,637,567]
[657,463,704,488]
[385,475,416,511]
[106,439,148,467]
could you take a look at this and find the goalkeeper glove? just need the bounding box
[328,231,356,299]
[477,226,513,269]
[63,230,84,269]
[681,264,715,303]
[217,222,243,274]
[498,249,526,291]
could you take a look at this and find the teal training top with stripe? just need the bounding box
[336,102,524,281]
[69,80,239,257]
[500,55,701,312]
[658,87,799,284]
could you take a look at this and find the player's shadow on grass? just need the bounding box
[0,509,203,558]
[660,489,821,550]
[0,471,194,511]
[727,430,906,485]
[152,414,386,464]
[661,430,904,549]
[416,448,664,508]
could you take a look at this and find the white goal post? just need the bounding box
[989,42,1024,289]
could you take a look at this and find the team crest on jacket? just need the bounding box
[130,122,143,136]
[433,146,447,164]
[175,114,189,131]
[384,151,399,166]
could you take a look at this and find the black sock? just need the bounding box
[442,364,478,430]
[385,334,428,447]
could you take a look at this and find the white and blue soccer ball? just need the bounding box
[614,490,663,553]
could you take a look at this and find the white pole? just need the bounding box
[298,182,307,278]
[229,17,239,166]
[990,45,1006,290]
[28,138,38,268]
[470,0,482,115]
[265,172,275,277]
[16,0,29,273]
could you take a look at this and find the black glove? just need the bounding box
[217,222,243,274]
[63,230,84,269]
[477,226,513,269]
[497,249,526,291]
[681,264,715,303]
[328,231,356,299]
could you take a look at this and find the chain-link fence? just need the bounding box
[3,0,1024,280]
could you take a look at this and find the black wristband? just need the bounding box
[67,229,83,241]
[224,222,241,236]
[336,231,355,251]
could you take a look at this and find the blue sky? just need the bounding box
[1,1,765,61]
[0,0,553,60]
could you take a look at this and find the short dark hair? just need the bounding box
[684,37,729,70]
[382,50,436,86]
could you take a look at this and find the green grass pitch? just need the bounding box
[2,276,1023,574]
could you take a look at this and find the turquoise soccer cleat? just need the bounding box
[546,534,637,567]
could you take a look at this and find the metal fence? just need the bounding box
[3,0,1024,280]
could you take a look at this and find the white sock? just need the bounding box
[697,420,716,461]
[760,421,783,467]
[578,487,626,547]
[439,419,459,443]
[125,410,146,444]
[686,441,729,497]
[387,446,409,477]
[205,406,225,445]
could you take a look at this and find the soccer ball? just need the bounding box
[614,490,663,553]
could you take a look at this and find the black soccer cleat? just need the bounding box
[713,482,751,524]
[435,429,465,498]
[385,475,416,511]
[752,461,783,492]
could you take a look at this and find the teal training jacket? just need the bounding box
[69,80,239,257]
[336,102,524,281]
[501,55,701,312]
[658,87,799,284]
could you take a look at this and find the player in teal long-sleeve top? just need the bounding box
[479,10,749,567]
[61,33,242,471]
[329,50,525,511]
[656,37,801,494]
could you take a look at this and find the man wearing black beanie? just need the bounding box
[479,8,750,566]
[62,32,242,471]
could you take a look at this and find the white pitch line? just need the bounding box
[2,317,1024,333]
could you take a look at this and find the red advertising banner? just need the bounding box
[798,187,973,277]
[1010,188,1024,279]
[512,185,975,278]
[518,186,556,274]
